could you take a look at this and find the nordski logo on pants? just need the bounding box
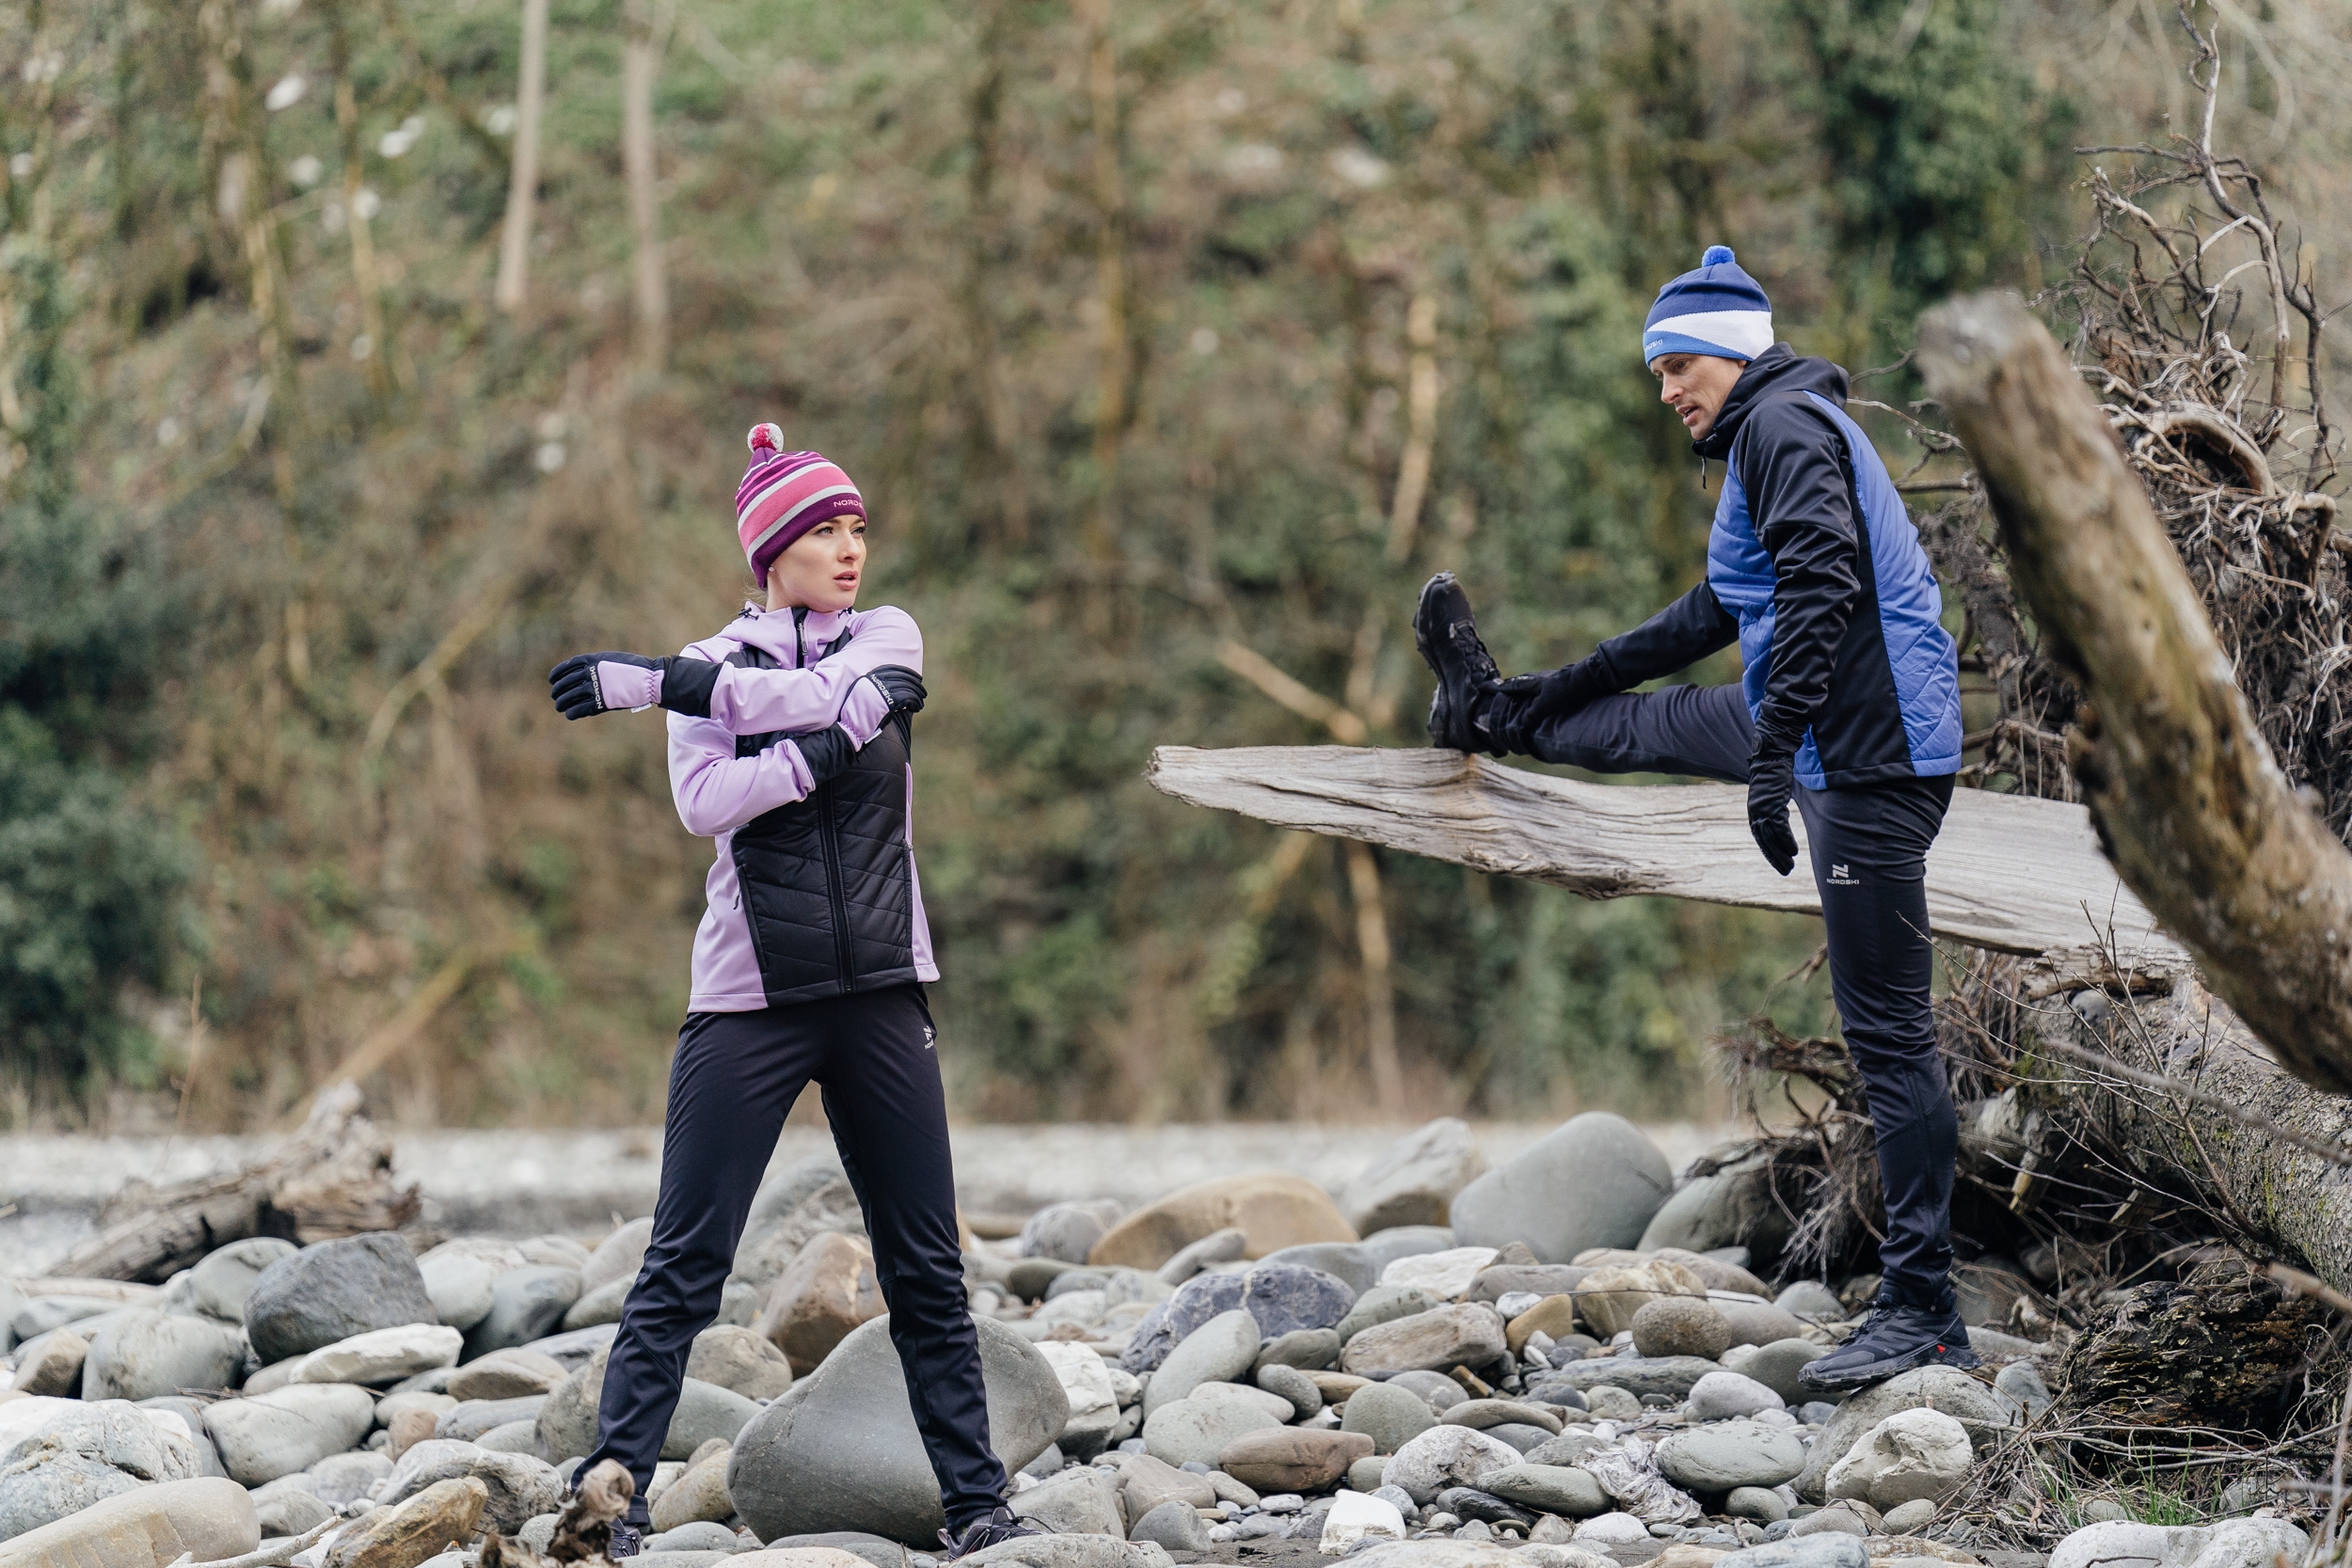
[1829,863,1859,886]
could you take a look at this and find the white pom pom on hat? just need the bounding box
[746,421,785,454]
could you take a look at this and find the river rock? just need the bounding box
[1448,1115,1672,1263]
[311,1451,396,1506]
[1119,1275,1243,1375]
[82,1314,242,1402]
[1378,1426,1521,1506]
[1335,1287,1440,1346]
[469,1451,564,1532]
[1655,1419,1806,1492]
[1126,1500,1208,1554]
[1254,1245,1378,1296]
[447,1348,568,1402]
[2045,1518,2309,1568]
[1341,1120,1490,1235]
[1033,1343,1118,1460]
[436,1398,547,1443]
[1631,1298,1731,1359]
[1140,1397,1278,1468]
[381,1440,485,1508]
[0,1476,256,1568]
[1738,1340,1829,1407]
[1687,1371,1784,1420]
[727,1314,1066,1544]
[299,1325,465,1386]
[561,1280,629,1332]
[1089,1173,1357,1272]
[1794,1368,2016,1501]
[1240,1265,1356,1337]
[243,1236,439,1368]
[1715,1302,1811,1351]
[1144,1309,1261,1416]
[679,1326,794,1402]
[1389,1370,1467,1411]
[417,1258,499,1336]
[1482,1464,1608,1517]
[323,1477,487,1568]
[202,1385,376,1486]
[1504,1297,1580,1355]
[463,1267,582,1360]
[1571,1261,1707,1339]
[1339,1382,1436,1454]
[1319,1491,1407,1553]
[185,1240,300,1326]
[1719,1539,1869,1568]
[1254,1329,1342,1374]
[133,1400,225,1481]
[1339,1305,1507,1378]
[1994,1361,2052,1418]
[0,1402,202,1542]
[1009,1465,1122,1538]
[1215,1429,1372,1493]
[11,1333,87,1399]
[1823,1409,1971,1508]
[755,1235,884,1376]
[1530,1356,1720,1404]
[580,1219,655,1296]
[1252,1362,1321,1420]
[1017,1201,1125,1264]
[252,1486,335,1540]
[1379,1249,1499,1303]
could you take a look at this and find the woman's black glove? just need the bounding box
[1487,656,1616,753]
[796,726,857,785]
[1746,746,1800,876]
[867,665,927,716]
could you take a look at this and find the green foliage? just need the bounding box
[0,0,2087,1124]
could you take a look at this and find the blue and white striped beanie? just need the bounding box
[1642,245,1774,365]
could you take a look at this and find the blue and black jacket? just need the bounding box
[1590,346,1962,789]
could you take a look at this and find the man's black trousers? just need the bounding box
[582,986,1008,1528]
[1524,683,1961,1307]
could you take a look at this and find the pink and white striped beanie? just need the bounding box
[736,423,865,579]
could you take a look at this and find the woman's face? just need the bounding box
[765,514,867,613]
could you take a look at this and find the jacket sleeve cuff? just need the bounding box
[658,656,722,719]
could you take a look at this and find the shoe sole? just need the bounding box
[1797,1339,1983,1394]
[1414,573,1461,748]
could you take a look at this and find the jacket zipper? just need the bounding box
[793,607,856,991]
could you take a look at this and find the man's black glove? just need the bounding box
[1487,657,1616,753]
[1746,746,1800,877]
[796,725,857,786]
[866,665,927,717]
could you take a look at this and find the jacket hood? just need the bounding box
[713,603,852,668]
[1692,344,1850,460]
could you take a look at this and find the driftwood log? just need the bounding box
[1147,743,2185,996]
[1917,293,2352,1096]
[54,1082,420,1282]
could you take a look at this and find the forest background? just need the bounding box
[3,0,2344,1131]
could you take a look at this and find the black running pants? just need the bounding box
[582,985,1008,1529]
[1522,683,1960,1306]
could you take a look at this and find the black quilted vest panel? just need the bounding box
[726,637,918,1006]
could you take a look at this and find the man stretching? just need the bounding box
[1417,245,1976,1390]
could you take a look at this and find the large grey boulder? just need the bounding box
[1636,1154,1791,1267]
[463,1267,582,1360]
[245,1235,439,1366]
[1655,1419,1807,1491]
[1338,1305,1507,1378]
[202,1385,377,1486]
[1341,1119,1489,1235]
[0,1402,201,1543]
[1448,1114,1672,1262]
[82,1313,242,1401]
[728,1314,1067,1545]
[1009,1465,1122,1537]
[187,1240,300,1325]
[0,1476,257,1568]
[1142,1311,1260,1417]
[1794,1367,2018,1501]
[535,1349,759,1464]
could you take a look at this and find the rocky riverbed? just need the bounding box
[0,1114,2312,1568]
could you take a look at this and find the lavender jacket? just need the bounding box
[666,603,937,1012]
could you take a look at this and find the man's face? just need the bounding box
[1650,353,1748,442]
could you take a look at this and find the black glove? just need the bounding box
[549,652,664,720]
[1487,657,1616,753]
[796,725,857,787]
[866,665,927,717]
[1746,746,1800,876]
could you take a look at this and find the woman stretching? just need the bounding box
[545,425,1040,1560]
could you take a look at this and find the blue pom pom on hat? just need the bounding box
[1643,244,1775,365]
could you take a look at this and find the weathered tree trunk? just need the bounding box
[1146,744,2186,994]
[51,1084,420,1282]
[1917,293,2352,1095]
[494,0,548,313]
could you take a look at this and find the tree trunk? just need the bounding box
[621,0,667,369]
[1917,293,2352,1095]
[50,1084,421,1282]
[1146,743,2186,994]
[494,0,548,314]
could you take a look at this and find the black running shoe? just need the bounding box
[1415,572,1504,753]
[1797,1298,1981,1394]
[940,1507,1048,1561]
[607,1522,644,1560]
